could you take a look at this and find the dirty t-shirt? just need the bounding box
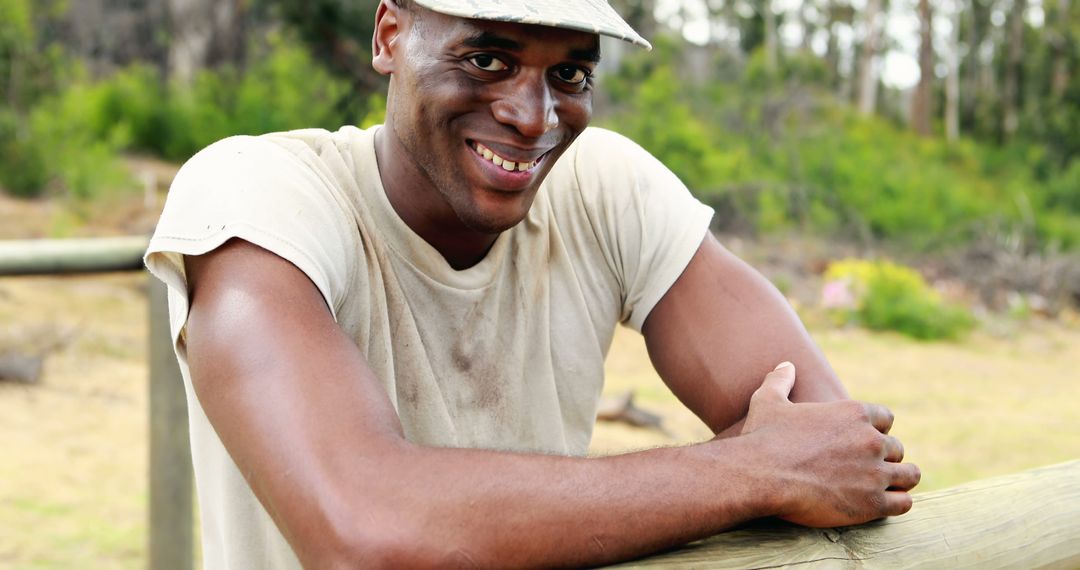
[144,125,713,569]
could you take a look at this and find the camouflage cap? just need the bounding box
[412,0,652,50]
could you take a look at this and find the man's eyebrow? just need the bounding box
[461,30,601,63]
[569,46,601,64]
[462,31,523,51]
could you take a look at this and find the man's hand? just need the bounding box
[741,362,921,528]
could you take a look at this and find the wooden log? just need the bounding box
[0,236,149,276]
[596,391,665,430]
[0,353,43,384]
[148,275,194,570]
[612,460,1080,569]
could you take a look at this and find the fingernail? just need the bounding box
[774,361,793,370]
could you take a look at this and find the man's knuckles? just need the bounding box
[889,463,922,491]
[863,403,895,434]
[883,435,905,462]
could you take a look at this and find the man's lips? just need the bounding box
[466,139,553,174]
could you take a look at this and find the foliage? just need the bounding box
[824,259,976,340]
[252,0,383,95]
[601,38,723,191]
[0,111,49,197]
[1,0,1078,259]
[0,0,67,111]
[0,32,377,198]
[79,33,360,161]
[601,41,1079,252]
[0,0,126,199]
[0,69,130,200]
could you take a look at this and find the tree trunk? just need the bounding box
[1002,0,1027,139]
[62,0,169,77]
[763,0,779,73]
[611,0,657,41]
[945,0,963,141]
[167,0,246,85]
[1052,0,1072,99]
[857,0,883,115]
[799,0,815,52]
[911,0,935,136]
[825,1,842,89]
[826,2,856,98]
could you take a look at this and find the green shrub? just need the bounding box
[0,31,371,198]
[599,42,1080,251]
[40,33,362,163]
[0,83,130,201]
[0,110,50,197]
[163,32,355,160]
[824,259,976,340]
[27,81,131,200]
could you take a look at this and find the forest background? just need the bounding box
[1,0,1079,567]
[2,0,1079,256]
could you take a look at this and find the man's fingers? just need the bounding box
[754,362,796,403]
[886,462,922,492]
[880,490,914,517]
[864,403,895,434]
[883,435,905,463]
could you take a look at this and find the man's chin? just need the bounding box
[457,208,528,235]
[455,191,536,234]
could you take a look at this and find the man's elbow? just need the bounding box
[301,519,428,569]
[297,496,467,569]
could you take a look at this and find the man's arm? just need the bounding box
[643,232,850,436]
[184,239,919,568]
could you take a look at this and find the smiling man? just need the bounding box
[145,0,920,568]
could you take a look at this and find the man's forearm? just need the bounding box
[330,435,774,568]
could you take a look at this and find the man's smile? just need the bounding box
[467,139,552,174]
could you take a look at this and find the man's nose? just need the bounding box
[491,74,559,138]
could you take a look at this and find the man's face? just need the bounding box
[377,5,599,234]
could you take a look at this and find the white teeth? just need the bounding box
[473,142,539,172]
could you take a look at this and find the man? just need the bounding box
[145,0,921,567]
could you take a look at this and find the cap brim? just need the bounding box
[413,0,652,50]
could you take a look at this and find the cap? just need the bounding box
[412,0,652,50]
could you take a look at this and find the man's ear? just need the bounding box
[372,0,403,75]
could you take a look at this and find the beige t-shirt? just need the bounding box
[145,125,713,568]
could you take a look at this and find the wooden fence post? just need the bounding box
[148,275,195,570]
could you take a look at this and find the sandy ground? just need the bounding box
[0,273,149,569]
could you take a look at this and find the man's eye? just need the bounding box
[553,65,589,85]
[468,54,508,72]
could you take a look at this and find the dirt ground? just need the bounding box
[1,271,1078,568]
[1,187,1078,567]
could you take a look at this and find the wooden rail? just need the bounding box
[3,238,1079,570]
[0,236,148,275]
[611,459,1080,568]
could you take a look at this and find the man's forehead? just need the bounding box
[430,11,602,61]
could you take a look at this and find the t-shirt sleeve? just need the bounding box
[144,135,359,347]
[571,128,714,332]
